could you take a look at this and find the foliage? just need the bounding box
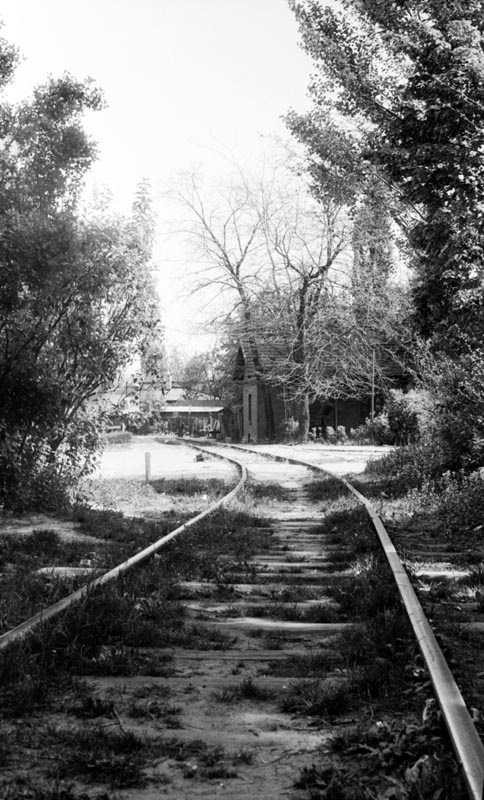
[296,715,466,799]
[288,0,484,464]
[366,347,484,475]
[420,349,484,471]
[365,444,441,495]
[407,469,484,541]
[361,390,420,446]
[178,340,239,401]
[177,167,410,442]
[0,36,161,509]
[288,2,484,350]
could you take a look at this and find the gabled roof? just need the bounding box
[164,387,186,403]
[233,338,288,381]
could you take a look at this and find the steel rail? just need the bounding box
[0,445,247,651]
[204,441,484,800]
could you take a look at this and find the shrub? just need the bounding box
[433,470,484,537]
[0,410,101,513]
[362,411,393,445]
[365,438,450,494]
[357,389,424,446]
[428,351,484,472]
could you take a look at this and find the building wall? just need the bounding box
[242,381,259,442]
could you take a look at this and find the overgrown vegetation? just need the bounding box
[151,476,227,495]
[246,481,294,501]
[296,713,467,799]
[0,504,271,718]
[286,555,467,797]
[2,781,116,800]
[212,677,273,704]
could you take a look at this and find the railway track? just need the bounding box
[1,439,483,799]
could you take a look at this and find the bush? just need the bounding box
[0,408,101,512]
[360,411,393,445]
[385,390,420,445]
[428,352,484,472]
[365,439,448,495]
[355,389,422,446]
[432,470,484,537]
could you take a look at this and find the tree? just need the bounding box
[176,166,407,442]
[288,1,484,352]
[256,180,352,440]
[180,343,236,400]
[174,175,277,437]
[0,38,160,509]
[287,1,484,469]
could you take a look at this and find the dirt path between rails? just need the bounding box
[87,457,339,800]
[1,440,388,800]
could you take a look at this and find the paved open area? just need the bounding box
[95,436,388,482]
[95,436,238,482]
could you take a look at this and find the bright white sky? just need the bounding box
[0,0,313,352]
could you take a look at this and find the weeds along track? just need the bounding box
[0,447,246,651]
[200,442,484,800]
[0,440,482,799]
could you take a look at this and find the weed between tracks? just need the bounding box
[233,602,341,623]
[211,676,273,703]
[0,508,270,716]
[0,496,273,795]
[303,476,349,503]
[296,713,467,799]
[246,480,294,501]
[290,466,471,799]
[1,460,471,798]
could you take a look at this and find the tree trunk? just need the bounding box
[298,393,310,443]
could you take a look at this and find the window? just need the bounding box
[248,393,252,425]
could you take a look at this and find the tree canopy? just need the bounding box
[288,1,484,351]
[287,0,484,467]
[175,166,409,441]
[0,32,161,509]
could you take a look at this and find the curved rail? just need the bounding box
[0,445,247,651]
[204,441,484,800]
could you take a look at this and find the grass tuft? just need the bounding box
[212,677,273,703]
[51,726,151,788]
[281,677,351,717]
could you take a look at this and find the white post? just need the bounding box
[145,452,151,483]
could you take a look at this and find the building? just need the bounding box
[157,399,232,438]
[232,341,396,444]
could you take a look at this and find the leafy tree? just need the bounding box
[179,343,236,400]
[288,0,484,352]
[288,0,484,469]
[0,37,160,509]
